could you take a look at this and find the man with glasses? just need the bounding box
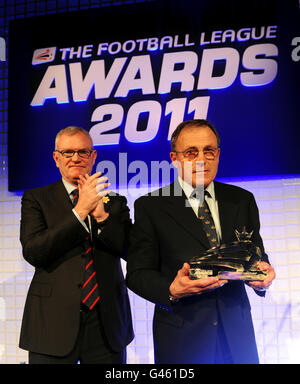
[19,126,134,363]
[127,119,275,364]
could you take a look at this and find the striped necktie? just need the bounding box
[197,190,219,248]
[72,189,100,310]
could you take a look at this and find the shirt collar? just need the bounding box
[177,176,216,201]
[177,176,194,199]
[205,180,216,201]
[62,178,77,196]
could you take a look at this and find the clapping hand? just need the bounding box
[75,172,110,222]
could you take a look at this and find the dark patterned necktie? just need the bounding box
[197,191,219,248]
[72,189,100,310]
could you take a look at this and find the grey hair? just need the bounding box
[55,126,93,150]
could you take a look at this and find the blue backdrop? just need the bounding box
[8,0,300,191]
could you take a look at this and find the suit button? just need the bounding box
[212,320,218,326]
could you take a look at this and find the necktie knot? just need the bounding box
[71,188,79,206]
[190,189,211,206]
[190,188,204,200]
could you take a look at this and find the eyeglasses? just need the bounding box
[175,147,219,161]
[55,149,94,159]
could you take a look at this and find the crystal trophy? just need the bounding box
[189,228,268,280]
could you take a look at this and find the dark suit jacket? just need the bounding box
[19,179,134,357]
[127,179,268,364]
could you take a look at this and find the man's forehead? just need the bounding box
[57,132,93,148]
[177,125,217,143]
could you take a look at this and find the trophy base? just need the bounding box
[218,271,267,280]
[189,268,267,281]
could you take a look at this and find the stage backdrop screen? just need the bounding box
[8,0,300,191]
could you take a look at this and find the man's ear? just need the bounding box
[170,151,177,165]
[92,149,97,166]
[53,151,59,168]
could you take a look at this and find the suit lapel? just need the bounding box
[49,179,75,212]
[214,181,239,243]
[162,180,211,249]
[162,180,241,247]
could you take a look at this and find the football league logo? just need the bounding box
[32,47,56,65]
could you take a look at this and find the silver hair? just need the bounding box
[55,126,93,150]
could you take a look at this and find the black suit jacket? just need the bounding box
[127,180,268,364]
[19,179,134,357]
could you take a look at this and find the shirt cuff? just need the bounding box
[72,208,89,232]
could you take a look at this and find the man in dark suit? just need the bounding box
[127,119,275,364]
[19,126,134,364]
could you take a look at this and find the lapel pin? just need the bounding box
[102,196,110,204]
